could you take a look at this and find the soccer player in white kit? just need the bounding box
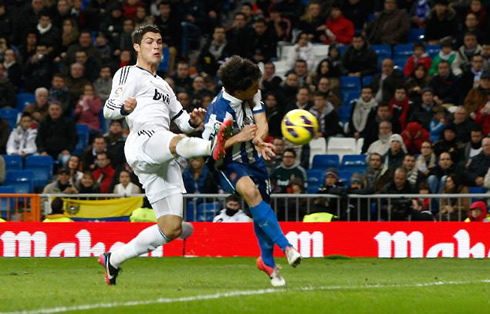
[98,25,232,285]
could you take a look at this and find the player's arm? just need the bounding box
[103,67,137,120]
[252,93,275,160]
[168,91,202,133]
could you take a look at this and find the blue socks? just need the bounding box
[249,200,292,267]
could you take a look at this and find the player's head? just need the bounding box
[218,55,261,100]
[132,24,162,67]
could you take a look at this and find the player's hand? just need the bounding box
[124,97,137,113]
[254,139,276,160]
[190,108,206,126]
[237,125,257,142]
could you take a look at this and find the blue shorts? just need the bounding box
[218,161,271,203]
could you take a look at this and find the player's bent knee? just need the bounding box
[236,178,262,205]
[157,216,183,240]
[169,135,186,156]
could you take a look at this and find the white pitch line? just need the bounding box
[3,279,490,314]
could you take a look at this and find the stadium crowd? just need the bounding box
[0,0,489,222]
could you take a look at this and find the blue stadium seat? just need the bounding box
[307,169,325,187]
[394,43,414,58]
[312,154,340,169]
[362,76,373,87]
[306,185,320,194]
[25,155,54,188]
[338,169,354,185]
[99,110,107,134]
[2,155,22,170]
[338,103,353,124]
[408,29,425,42]
[394,57,408,70]
[0,108,19,130]
[341,91,359,106]
[4,170,34,193]
[186,202,196,222]
[15,92,35,110]
[468,187,486,194]
[9,183,31,194]
[196,202,221,222]
[74,124,90,155]
[371,44,392,60]
[340,76,361,93]
[157,46,170,72]
[425,44,440,58]
[337,45,349,56]
[341,154,367,172]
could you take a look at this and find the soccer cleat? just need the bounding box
[285,246,302,268]
[99,252,120,285]
[211,120,233,162]
[256,257,286,287]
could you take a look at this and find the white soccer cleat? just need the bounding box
[285,246,302,268]
[256,257,286,287]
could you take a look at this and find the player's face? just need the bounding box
[135,32,163,66]
[240,80,259,101]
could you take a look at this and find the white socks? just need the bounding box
[110,224,170,268]
[175,137,211,159]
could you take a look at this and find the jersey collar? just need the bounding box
[135,63,157,77]
[221,88,243,108]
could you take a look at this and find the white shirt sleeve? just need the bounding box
[6,130,17,155]
[104,67,138,120]
[24,129,38,155]
[167,90,196,133]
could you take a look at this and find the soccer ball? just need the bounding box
[281,109,319,145]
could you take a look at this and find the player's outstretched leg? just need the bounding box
[254,222,287,287]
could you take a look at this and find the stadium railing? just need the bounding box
[0,193,42,221]
[12,193,485,223]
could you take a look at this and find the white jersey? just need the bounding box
[213,209,251,223]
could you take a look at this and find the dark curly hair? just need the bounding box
[218,55,261,93]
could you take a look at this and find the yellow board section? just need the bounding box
[63,197,144,218]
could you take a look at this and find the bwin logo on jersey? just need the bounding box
[153,89,170,104]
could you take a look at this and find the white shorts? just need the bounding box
[152,193,183,218]
[125,130,186,204]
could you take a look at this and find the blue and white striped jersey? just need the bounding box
[203,88,265,165]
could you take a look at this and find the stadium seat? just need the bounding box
[15,92,35,110]
[371,44,392,60]
[186,202,196,222]
[273,60,289,78]
[0,108,19,130]
[4,170,34,193]
[338,169,354,185]
[341,154,367,172]
[341,91,360,105]
[157,46,170,72]
[0,186,16,218]
[356,138,364,154]
[307,169,325,187]
[311,154,340,169]
[306,185,320,194]
[309,138,327,165]
[394,57,408,71]
[2,154,23,170]
[196,202,221,222]
[74,124,90,156]
[468,187,486,194]
[393,44,414,59]
[340,76,361,93]
[338,103,353,124]
[408,28,424,42]
[327,137,357,158]
[337,45,348,56]
[9,183,31,194]
[312,44,329,67]
[25,155,54,188]
[362,76,373,87]
[425,44,440,58]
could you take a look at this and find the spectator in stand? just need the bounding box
[268,8,292,42]
[65,62,90,104]
[0,62,15,108]
[67,155,83,188]
[416,141,437,176]
[265,137,285,174]
[403,42,432,77]
[42,197,73,222]
[483,40,490,71]
[251,18,278,63]
[344,173,373,221]
[433,124,465,164]
[297,1,325,43]
[42,168,77,194]
[113,169,141,195]
[465,70,490,116]
[384,134,407,172]
[429,61,459,106]
[18,30,38,65]
[316,77,341,109]
[468,0,487,26]
[115,18,136,57]
[389,86,411,130]
[409,87,436,131]
[348,86,377,138]
[104,120,126,170]
[410,198,435,221]
[182,157,218,194]
[373,58,403,104]
[22,43,54,92]
[24,87,50,124]
[197,26,229,77]
[464,125,484,159]
[365,0,410,45]
[73,50,100,82]
[465,200,490,222]
[286,32,315,72]
[74,83,102,134]
[171,61,192,93]
[428,151,457,193]
[226,12,253,58]
[92,151,115,193]
[3,49,22,88]
[365,152,392,192]
[459,13,484,45]
[58,18,79,58]
[264,92,283,138]
[0,1,12,42]
[452,106,475,143]
[6,112,37,157]
[93,65,112,104]
[316,58,341,81]
[188,75,212,110]
[134,4,154,30]
[401,122,430,154]
[213,194,251,223]
[425,0,458,44]
[0,117,8,154]
[402,154,426,190]
[12,0,45,46]
[75,170,101,194]
[430,105,448,142]
[65,30,102,69]
[340,34,378,77]
[474,102,490,136]
[260,62,282,96]
[363,103,401,152]
[176,91,191,111]
[342,0,371,30]
[313,168,346,216]
[320,3,354,45]
[380,167,415,220]
[280,72,300,105]
[49,73,72,114]
[463,136,490,187]
[367,120,393,156]
[409,0,431,28]
[407,65,431,107]
[459,54,485,104]
[36,102,77,166]
[429,40,457,75]
[440,174,470,220]
[293,59,310,88]
[37,10,60,56]
[271,148,306,193]
[309,91,342,141]
[452,32,482,76]
[82,135,107,171]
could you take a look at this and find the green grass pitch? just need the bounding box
[0,258,489,313]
